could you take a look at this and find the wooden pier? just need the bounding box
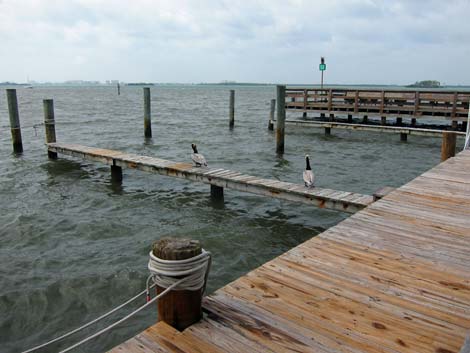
[47,143,373,213]
[110,149,470,353]
[285,88,470,122]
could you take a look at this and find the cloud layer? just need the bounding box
[0,0,469,84]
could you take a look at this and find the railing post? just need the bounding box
[143,87,152,138]
[6,89,23,153]
[153,238,204,331]
[441,131,456,161]
[268,98,275,130]
[229,90,235,128]
[43,99,57,159]
[276,85,286,154]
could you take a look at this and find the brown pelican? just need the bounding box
[191,144,208,167]
[303,154,315,188]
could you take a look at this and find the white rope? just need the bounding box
[147,249,211,292]
[22,249,211,353]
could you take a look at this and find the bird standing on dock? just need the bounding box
[191,144,208,167]
[303,154,315,188]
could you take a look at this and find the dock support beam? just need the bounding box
[6,89,23,154]
[229,90,235,128]
[276,85,286,154]
[144,87,152,138]
[111,164,123,183]
[43,99,57,159]
[210,185,224,201]
[400,133,407,142]
[153,238,203,331]
[441,131,456,161]
[268,99,275,131]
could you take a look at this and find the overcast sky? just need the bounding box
[0,0,469,84]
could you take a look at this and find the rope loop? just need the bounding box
[147,249,212,292]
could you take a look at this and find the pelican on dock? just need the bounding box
[191,144,208,167]
[303,154,315,188]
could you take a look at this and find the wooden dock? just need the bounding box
[285,88,470,122]
[47,143,373,213]
[110,149,470,353]
[274,118,467,137]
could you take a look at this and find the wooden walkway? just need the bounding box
[110,150,470,353]
[276,119,467,137]
[47,143,373,213]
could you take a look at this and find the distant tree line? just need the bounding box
[407,80,441,88]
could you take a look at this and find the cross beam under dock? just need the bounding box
[47,142,374,213]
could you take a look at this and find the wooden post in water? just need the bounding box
[117,83,121,96]
[329,113,334,122]
[400,133,408,142]
[347,114,353,123]
[143,87,152,138]
[43,99,57,159]
[381,116,387,125]
[111,163,123,183]
[210,185,224,201]
[153,238,204,331]
[229,90,235,128]
[276,85,286,154]
[325,127,331,136]
[441,131,456,161]
[6,89,23,153]
[411,118,417,127]
[363,115,368,124]
[396,117,403,126]
[268,99,275,130]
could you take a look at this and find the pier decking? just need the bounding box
[47,143,373,213]
[110,149,470,353]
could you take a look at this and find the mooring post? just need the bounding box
[210,184,224,201]
[111,163,123,183]
[153,238,204,331]
[43,99,57,159]
[400,133,408,142]
[276,85,286,154]
[441,131,456,161]
[268,98,275,130]
[143,87,152,138]
[6,89,23,153]
[229,90,235,128]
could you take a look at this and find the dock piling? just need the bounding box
[111,164,123,183]
[144,87,152,138]
[347,114,353,123]
[400,133,408,142]
[153,238,204,331]
[268,99,275,131]
[210,185,224,201]
[325,127,331,136]
[381,116,387,125]
[363,115,368,124]
[396,117,403,126]
[441,131,457,161]
[43,99,57,159]
[229,90,235,128]
[276,85,286,154]
[6,89,23,153]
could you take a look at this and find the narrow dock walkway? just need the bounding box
[110,150,470,353]
[47,143,373,213]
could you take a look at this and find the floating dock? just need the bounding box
[110,149,470,353]
[47,143,374,213]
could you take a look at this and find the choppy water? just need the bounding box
[0,85,463,353]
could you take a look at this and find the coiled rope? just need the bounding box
[22,249,211,353]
